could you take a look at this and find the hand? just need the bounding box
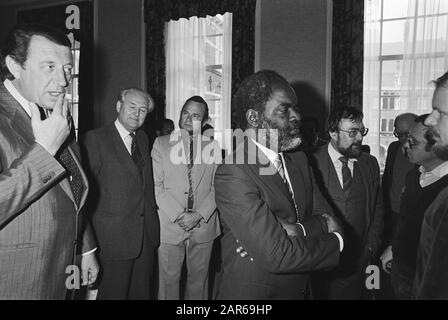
[81,252,100,286]
[322,213,344,238]
[177,210,203,232]
[380,245,393,274]
[30,93,70,156]
[278,217,301,237]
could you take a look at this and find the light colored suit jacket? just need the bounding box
[151,130,220,245]
[0,82,95,299]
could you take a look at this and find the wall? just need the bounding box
[257,0,332,132]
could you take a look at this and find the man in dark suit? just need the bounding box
[214,70,343,300]
[0,24,98,299]
[82,88,159,299]
[380,113,416,270]
[414,71,448,299]
[308,107,384,299]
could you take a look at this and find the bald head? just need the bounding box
[394,113,418,145]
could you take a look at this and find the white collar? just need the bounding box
[328,142,358,164]
[251,138,280,165]
[419,161,448,178]
[3,79,37,118]
[114,119,133,140]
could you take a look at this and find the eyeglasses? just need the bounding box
[407,136,424,149]
[339,128,369,138]
[394,131,409,138]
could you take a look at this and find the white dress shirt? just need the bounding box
[251,139,344,251]
[419,161,448,188]
[114,119,134,155]
[328,142,358,189]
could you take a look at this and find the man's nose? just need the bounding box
[55,69,69,88]
[424,112,437,127]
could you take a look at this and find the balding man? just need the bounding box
[82,88,159,299]
[380,113,417,268]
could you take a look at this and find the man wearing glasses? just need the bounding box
[380,113,417,286]
[308,107,384,299]
[380,114,448,299]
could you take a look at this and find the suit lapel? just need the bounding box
[354,156,372,230]
[1,86,35,147]
[283,153,306,221]
[244,139,297,221]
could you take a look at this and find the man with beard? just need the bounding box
[308,107,384,299]
[414,71,448,299]
[213,70,343,300]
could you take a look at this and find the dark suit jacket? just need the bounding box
[0,82,95,299]
[308,144,384,258]
[214,139,340,300]
[414,185,448,299]
[381,141,415,243]
[82,123,159,261]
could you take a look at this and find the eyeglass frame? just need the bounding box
[406,135,425,150]
[393,131,409,138]
[338,127,369,138]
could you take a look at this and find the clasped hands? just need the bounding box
[176,210,203,232]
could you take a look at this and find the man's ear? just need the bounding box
[116,101,122,113]
[329,130,338,140]
[5,55,22,79]
[246,109,259,128]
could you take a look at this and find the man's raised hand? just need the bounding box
[30,93,70,156]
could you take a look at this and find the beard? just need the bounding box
[259,114,302,152]
[337,140,363,158]
[433,144,448,160]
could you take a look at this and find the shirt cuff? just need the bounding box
[297,223,307,237]
[333,232,344,252]
[82,248,97,256]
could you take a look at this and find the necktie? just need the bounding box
[130,133,143,175]
[274,153,299,220]
[57,147,84,207]
[187,135,194,210]
[339,156,353,193]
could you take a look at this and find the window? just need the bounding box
[165,13,232,150]
[363,0,448,171]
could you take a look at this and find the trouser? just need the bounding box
[158,238,214,300]
[97,230,156,300]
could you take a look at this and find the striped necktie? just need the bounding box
[187,135,194,210]
[274,153,299,221]
[339,156,353,193]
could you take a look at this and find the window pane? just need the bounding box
[381,60,402,90]
[383,0,411,19]
[382,20,405,55]
[418,0,448,15]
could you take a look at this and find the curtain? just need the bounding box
[165,13,232,151]
[363,0,382,162]
[144,0,256,143]
[165,17,207,128]
[331,0,365,112]
[17,1,94,140]
[400,0,448,113]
